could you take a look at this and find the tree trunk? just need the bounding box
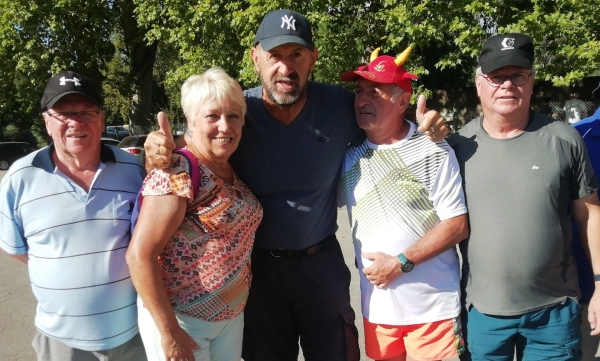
[117,0,158,132]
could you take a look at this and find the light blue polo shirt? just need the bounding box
[0,144,145,351]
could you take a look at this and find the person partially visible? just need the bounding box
[339,47,469,361]
[0,71,147,360]
[564,91,587,124]
[449,33,600,361]
[141,9,450,361]
[126,67,263,361]
[572,82,600,360]
[538,96,552,116]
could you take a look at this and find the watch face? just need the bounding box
[401,261,414,273]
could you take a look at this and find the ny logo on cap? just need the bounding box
[501,38,515,50]
[59,76,81,86]
[374,61,386,72]
[281,15,296,30]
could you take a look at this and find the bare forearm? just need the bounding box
[573,193,600,274]
[403,214,469,265]
[128,258,179,333]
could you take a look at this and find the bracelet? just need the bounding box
[595,274,600,282]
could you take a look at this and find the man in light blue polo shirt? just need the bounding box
[0,71,147,361]
[573,83,600,360]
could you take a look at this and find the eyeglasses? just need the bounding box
[480,72,533,87]
[45,110,101,123]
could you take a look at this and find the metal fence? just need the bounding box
[547,101,596,122]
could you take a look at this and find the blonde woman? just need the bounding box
[127,68,263,361]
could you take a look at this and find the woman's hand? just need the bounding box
[145,112,176,171]
[161,325,200,361]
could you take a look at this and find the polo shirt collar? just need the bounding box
[32,143,117,172]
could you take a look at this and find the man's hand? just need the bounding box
[144,112,176,171]
[415,95,449,142]
[589,289,600,336]
[362,252,402,289]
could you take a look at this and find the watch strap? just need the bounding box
[594,274,600,282]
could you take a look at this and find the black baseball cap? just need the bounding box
[40,70,103,110]
[478,33,534,74]
[254,9,314,51]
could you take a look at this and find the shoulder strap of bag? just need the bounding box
[173,148,201,199]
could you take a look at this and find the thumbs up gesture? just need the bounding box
[415,95,449,142]
[144,112,176,170]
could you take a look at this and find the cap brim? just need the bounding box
[480,55,533,74]
[45,91,103,110]
[340,71,393,84]
[258,35,314,51]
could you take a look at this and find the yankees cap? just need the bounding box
[478,33,534,74]
[41,70,103,110]
[254,9,314,51]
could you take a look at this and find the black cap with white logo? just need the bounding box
[478,33,534,74]
[40,70,103,110]
[254,9,314,51]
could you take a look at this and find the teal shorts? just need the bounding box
[465,298,582,361]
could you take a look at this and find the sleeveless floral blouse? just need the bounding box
[141,153,263,321]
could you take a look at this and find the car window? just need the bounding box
[119,136,147,147]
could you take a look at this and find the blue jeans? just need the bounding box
[465,298,582,361]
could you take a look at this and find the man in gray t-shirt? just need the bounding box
[449,33,600,361]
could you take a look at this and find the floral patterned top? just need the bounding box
[141,152,263,321]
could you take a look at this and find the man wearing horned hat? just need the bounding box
[142,9,451,361]
[339,47,469,361]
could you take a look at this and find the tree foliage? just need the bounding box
[0,0,599,141]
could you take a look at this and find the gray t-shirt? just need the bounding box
[229,82,363,250]
[448,112,598,315]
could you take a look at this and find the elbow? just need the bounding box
[126,246,142,270]
[455,215,470,243]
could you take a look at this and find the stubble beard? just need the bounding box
[260,72,308,106]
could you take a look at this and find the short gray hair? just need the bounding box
[180,67,246,121]
[390,86,406,103]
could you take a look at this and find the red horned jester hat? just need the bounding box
[340,46,418,93]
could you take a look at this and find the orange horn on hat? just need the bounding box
[370,47,381,62]
[395,45,413,66]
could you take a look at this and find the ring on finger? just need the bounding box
[156,155,164,162]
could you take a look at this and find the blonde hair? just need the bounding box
[180,67,246,121]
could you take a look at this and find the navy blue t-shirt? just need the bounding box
[229,82,363,250]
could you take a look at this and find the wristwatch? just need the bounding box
[398,253,414,273]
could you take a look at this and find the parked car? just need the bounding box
[101,137,121,147]
[0,142,38,170]
[104,126,130,140]
[118,135,147,162]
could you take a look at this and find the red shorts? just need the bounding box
[363,316,464,360]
